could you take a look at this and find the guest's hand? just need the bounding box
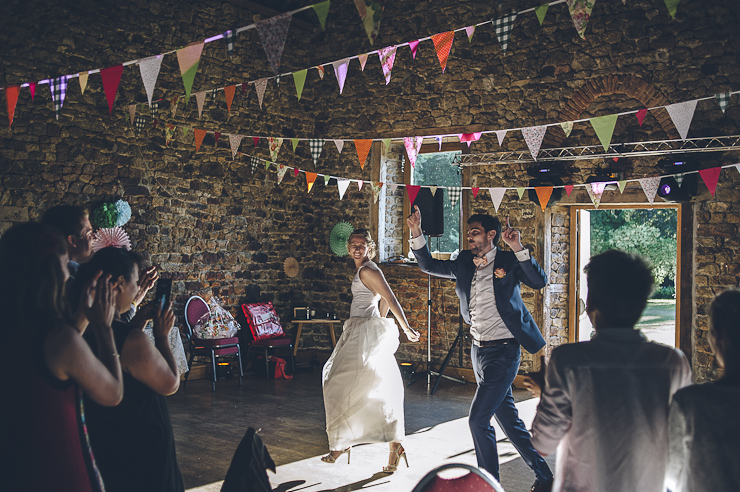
[130,301,157,330]
[153,301,175,339]
[403,326,421,343]
[132,266,158,307]
[84,273,116,331]
[406,205,423,239]
[522,355,547,398]
[501,216,524,252]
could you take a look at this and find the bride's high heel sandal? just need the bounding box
[382,445,408,474]
[321,447,351,464]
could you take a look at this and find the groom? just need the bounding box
[407,206,553,492]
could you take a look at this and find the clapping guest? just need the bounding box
[0,223,123,492]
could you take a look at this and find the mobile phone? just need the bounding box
[154,278,172,310]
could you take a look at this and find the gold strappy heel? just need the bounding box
[382,444,408,474]
[321,447,351,464]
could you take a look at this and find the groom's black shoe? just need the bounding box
[530,477,554,492]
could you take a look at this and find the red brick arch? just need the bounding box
[542,75,679,149]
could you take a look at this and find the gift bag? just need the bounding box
[194,297,241,339]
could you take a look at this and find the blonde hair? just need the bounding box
[347,228,377,260]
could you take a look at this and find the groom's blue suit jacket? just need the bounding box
[413,244,548,354]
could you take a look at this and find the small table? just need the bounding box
[292,319,342,355]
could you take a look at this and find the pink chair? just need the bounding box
[183,296,243,391]
[411,463,505,492]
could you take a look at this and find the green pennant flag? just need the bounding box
[312,0,331,30]
[516,187,525,199]
[176,43,204,104]
[382,138,391,152]
[291,138,300,151]
[293,69,307,100]
[664,0,680,18]
[324,174,331,185]
[618,180,627,194]
[590,114,619,152]
[182,126,190,137]
[535,4,549,25]
[265,160,271,171]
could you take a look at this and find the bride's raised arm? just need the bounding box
[358,267,420,342]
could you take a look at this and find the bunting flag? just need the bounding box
[214,132,221,146]
[431,31,455,72]
[639,177,661,205]
[176,43,204,104]
[566,0,595,39]
[715,92,730,113]
[460,132,482,147]
[590,114,618,151]
[165,123,176,146]
[535,186,553,211]
[29,82,37,101]
[733,164,740,175]
[356,179,363,191]
[382,138,391,152]
[322,174,331,185]
[493,13,518,52]
[699,167,722,197]
[254,78,268,109]
[516,187,526,199]
[664,0,680,18]
[194,129,207,152]
[138,55,163,107]
[150,101,159,122]
[49,75,69,120]
[430,186,438,196]
[389,183,398,194]
[251,155,260,173]
[332,58,350,94]
[252,137,260,147]
[293,69,307,100]
[182,126,190,138]
[560,121,573,137]
[334,139,344,153]
[406,185,421,206]
[665,99,698,140]
[465,25,476,42]
[256,13,292,74]
[409,40,420,59]
[224,85,236,112]
[268,137,283,162]
[586,183,603,208]
[354,139,372,169]
[495,130,507,146]
[489,188,506,212]
[448,187,462,208]
[354,0,384,45]
[312,0,330,30]
[134,114,146,137]
[564,185,574,196]
[277,164,289,184]
[171,95,179,117]
[521,125,547,159]
[293,168,300,178]
[403,136,423,168]
[636,108,648,126]
[100,65,123,115]
[291,138,299,151]
[372,182,384,203]
[358,53,369,71]
[128,104,136,126]
[337,178,351,199]
[5,85,19,126]
[316,65,325,79]
[305,172,318,192]
[229,134,243,160]
[195,92,206,118]
[378,46,398,85]
[309,138,325,165]
[591,181,607,196]
[435,136,443,150]
[618,180,627,193]
[223,29,236,52]
[471,187,480,199]
[535,3,550,25]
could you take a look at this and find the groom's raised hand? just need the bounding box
[406,205,423,238]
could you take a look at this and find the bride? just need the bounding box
[321,228,420,473]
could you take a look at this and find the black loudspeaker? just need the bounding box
[414,187,444,237]
[657,174,698,203]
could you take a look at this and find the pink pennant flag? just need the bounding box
[378,46,398,85]
[431,31,455,73]
[489,188,506,212]
[334,139,344,154]
[294,168,300,178]
[229,134,243,160]
[29,82,37,101]
[521,126,548,159]
[459,132,482,147]
[5,85,19,127]
[408,40,420,59]
[699,167,722,197]
[254,78,268,109]
[636,108,648,126]
[665,100,698,140]
[406,185,421,206]
[639,177,661,205]
[465,25,476,42]
[316,65,325,79]
[195,92,206,118]
[358,53,369,71]
[100,65,124,115]
[138,55,163,107]
[495,130,507,146]
[332,58,351,94]
[471,187,480,199]
[253,137,260,147]
[404,136,423,168]
[256,13,293,74]
[564,185,574,196]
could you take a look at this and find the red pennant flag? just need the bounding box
[100,65,124,115]
[636,108,648,127]
[214,132,221,146]
[406,185,421,206]
[224,85,236,112]
[564,185,574,196]
[5,85,20,126]
[305,172,318,192]
[472,187,480,198]
[29,82,37,101]
[252,137,260,147]
[293,168,300,177]
[241,83,247,93]
[535,187,554,211]
[354,139,372,169]
[699,167,722,197]
[431,31,455,73]
[194,129,207,152]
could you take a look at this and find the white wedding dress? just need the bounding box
[322,261,405,451]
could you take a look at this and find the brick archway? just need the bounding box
[543,75,679,149]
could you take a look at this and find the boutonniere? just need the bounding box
[494,268,507,279]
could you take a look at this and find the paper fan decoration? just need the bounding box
[329,222,354,257]
[284,257,299,277]
[92,226,132,252]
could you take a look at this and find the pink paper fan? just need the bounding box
[92,226,131,252]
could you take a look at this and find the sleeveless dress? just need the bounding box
[322,260,406,450]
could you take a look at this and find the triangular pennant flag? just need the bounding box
[229,134,244,160]
[100,65,124,115]
[430,186,438,196]
[224,85,236,112]
[389,183,399,194]
[337,178,351,200]
[138,55,163,107]
[293,168,299,178]
[49,76,69,120]
[256,13,292,74]
[176,43,204,104]
[214,132,221,146]
[436,136,443,151]
[566,0,595,39]
[358,53,369,71]
[356,180,363,191]
[309,138,325,164]
[560,121,573,137]
[305,172,318,192]
[334,139,344,153]
[265,160,271,171]
[277,164,288,184]
[460,132,482,147]
[170,95,179,118]
[223,29,236,52]
[564,185,574,196]
[252,137,260,147]
[293,69,307,100]
[354,139,372,169]
[182,126,190,138]
[251,155,260,173]
[408,40,420,59]
[29,82,37,101]
[465,25,476,42]
[5,85,19,127]
[521,125,547,159]
[312,0,330,30]
[715,92,731,113]
[617,181,627,193]
[194,129,207,152]
[165,123,176,146]
[495,130,507,146]
[590,114,618,152]
[734,164,740,175]
[403,136,423,168]
[516,187,526,199]
[636,108,648,126]
[699,167,722,197]
[355,0,384,45]
[665,100,698,140]
[489,188,506,212]
[431,31,455,73]
[254,78,268,109]
[493,13,518,52]
[291,138,300,152]
[447,187,462,208]
[676,174,686,186]
[133,114,146,137]
[382,138,391,152]
[471,187,480,199]
[332,58,350,94]
[372,182,384,203]
[639,177,661,205]
[268,137,283,162]
[406,185,421,207]
[195,92,206,118]
[128,104,136,126]
[316,65,325,79]
[378,46,398,85]
[591,181,607,196]
[664,0,680,18]
[535,187,553,211]
[535,3,550,25]
[324,174,331,185]
[586,184,603,208]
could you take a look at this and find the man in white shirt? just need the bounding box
[525,249,691,492]
[408,207,554,492]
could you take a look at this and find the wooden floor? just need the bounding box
[169,363,555,492]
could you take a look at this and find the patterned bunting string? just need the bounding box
[560,121,573,137]
[372,182,384,203]
[138,55,163,107]
[521,125,547,159]
[254,78,268,109]
[277,164,288,184]
[256,13,292,74]
[403,136,423,168]
[354,0,384,45]
[378,46,397,85]
[639,177,661,205]
[409,40,420,59]
[268,137,283,162]
[431,31,455,73]
[566,0,595,39]
[229,134,243,160]
[715,92,730,113]
[493,13,518,52]
[448,187,462,208]
[665,100,698,140]
[134,114,146,137]
[309,138,325,165]
[49,75,69,120]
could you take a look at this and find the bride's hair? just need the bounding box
[347,229,377,260]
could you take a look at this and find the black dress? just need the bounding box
[84,321,184,492]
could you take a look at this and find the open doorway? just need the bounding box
[571,205,681,346]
